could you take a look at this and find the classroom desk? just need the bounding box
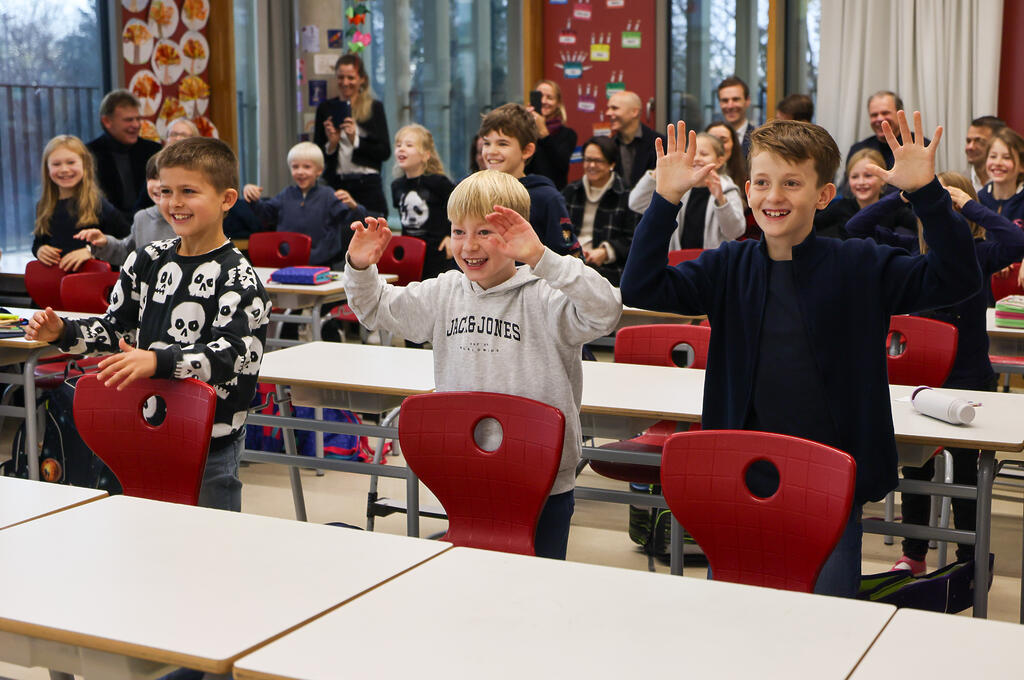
[255,341,1024,617]
[256,268,397,348]
[850,608,1024,678]
[618,305,704,328]
[0,477,106,530]
[233,546,896,680]
[0,495,450,680]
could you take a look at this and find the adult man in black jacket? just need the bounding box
[87,90,161,223]
[605,91,664,191]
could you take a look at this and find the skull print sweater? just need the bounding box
[56,238,271,445]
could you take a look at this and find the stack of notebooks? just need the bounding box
[0,313,26,338]
[994,295,1024,328]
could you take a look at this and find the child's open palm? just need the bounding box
[864,111,943,193]
[655,122,716,205]
[484,206,545,267]
[347,216,393,269]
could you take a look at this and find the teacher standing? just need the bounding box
[314,53,390,217]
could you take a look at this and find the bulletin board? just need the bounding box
[120,0,217,142]
[543,0,658,183]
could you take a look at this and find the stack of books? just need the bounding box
[994,295,1024,328]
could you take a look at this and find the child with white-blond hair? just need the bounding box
[391,124,456,279]
[243,141,365,266]
[345,169,622,559]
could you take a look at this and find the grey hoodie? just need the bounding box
[345,248,622,494]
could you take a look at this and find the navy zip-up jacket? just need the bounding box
[846,192,1024,389]
[621,178,981,503]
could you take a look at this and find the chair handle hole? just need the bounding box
[142,395,167,427]
[887,330,907,357]
[277,242,292,257]
[473,417,503,453]
[745,459,780,499]
[670,342,695,368]
[393,245,405,261]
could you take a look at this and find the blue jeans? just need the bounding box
[534,490,574,559]
[197,430,245,511]
[813,503,864,598]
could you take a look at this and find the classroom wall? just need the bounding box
[998,0,1024,133]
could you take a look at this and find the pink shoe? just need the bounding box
[890,556,927,577]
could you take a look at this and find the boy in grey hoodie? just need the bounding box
[344,169,622,559]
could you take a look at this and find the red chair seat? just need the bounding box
[248,232,313,268]
[33,356,107,390]
[989,354,1024,368]
[591,439,662,485]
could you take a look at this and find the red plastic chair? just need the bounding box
[248,231,312,268]
[25,259,112,310]
[667,248,703,266]
[884,315,959,559]
[73,374,218,505]
[990,263,1022,303]
[886,315,958,387]
[59,271,122,314]
[660,430,856,592]
[591,324,711,485]
[398,391,565,556]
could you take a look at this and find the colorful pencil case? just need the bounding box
[269,266,332,285]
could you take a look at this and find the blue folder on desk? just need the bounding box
[269,266,331,285]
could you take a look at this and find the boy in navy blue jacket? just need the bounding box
[478,104,582,258]
[620,113,981,597]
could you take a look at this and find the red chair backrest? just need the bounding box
[73,374,218,505]
[248,231,313,267]
[379,235,427,286]
[667,249,703,266]
[660,430,856,592]
[990,263,1023,303]
[399,391,565,555]
[25,259,111,309]
[886,315,958,387]
[60,271,122,313]
[614,324,712,369]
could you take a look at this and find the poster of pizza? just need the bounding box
[121,0,215,140]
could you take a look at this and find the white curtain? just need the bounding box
[818,0,1003,181]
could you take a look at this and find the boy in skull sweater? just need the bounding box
[28,138,270,512]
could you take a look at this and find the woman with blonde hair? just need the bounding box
[314,52,390,216]
[527,79,577,190]
[33,135,127,271]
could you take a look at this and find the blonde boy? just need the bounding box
[344,169,622,558]
[28,137,270,511]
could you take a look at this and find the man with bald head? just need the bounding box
[604,90,663,189]
[846,90,928,171]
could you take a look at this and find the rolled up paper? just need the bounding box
[911,386,975,425]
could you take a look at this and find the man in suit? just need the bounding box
[87,90,162,221]
[604,90,663,190]
[717,76,754,157]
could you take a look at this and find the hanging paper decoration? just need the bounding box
[621,20,641,48]
[590,32,611,61]
[555,51,591,79]
[345,3,372,53]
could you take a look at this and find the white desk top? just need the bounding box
[0,307,91,349]
[254,267,396,297]
[258,343,1024,451]
[0,477,106,530]
[620,305,704,322]
[851,608,1024,677]
[0,495,449,674]
[234,546,895,680]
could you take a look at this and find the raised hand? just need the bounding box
[242,184,263,202]
[438,236,452,259]
[484,205,545,267]
[74,228,108,248]
[334,188,357,208]
[97,338,156,390]
[655,121,716,205]
[25,307,64,343]
[706,168,725,205]
[347,216,393,269]
[324,117,341,152]
[863,111,942,193]
[944,185,972,210]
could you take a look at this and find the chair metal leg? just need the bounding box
[883,490,895,545]
[275,385,307,522]
[934,450,953,568]
[365,407,401,532]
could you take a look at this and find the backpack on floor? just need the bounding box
[1,374,122,492]
[859,553,994,614]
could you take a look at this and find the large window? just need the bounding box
[367,0,516,186]
[669,0,820,128]
[0,0,109,254]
